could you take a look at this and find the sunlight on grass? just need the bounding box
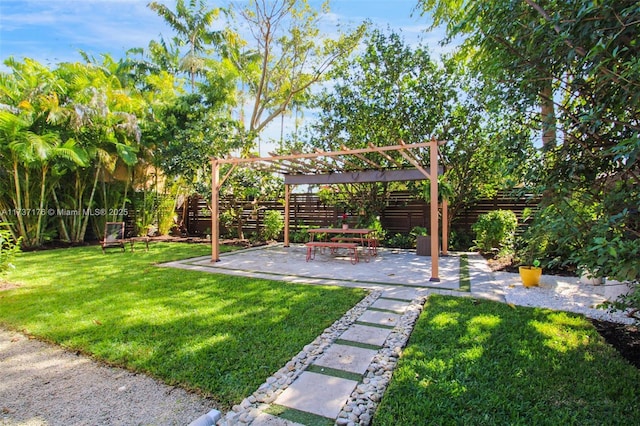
[428,311,459,328]
[0,243,366,409]
[373,294,640,426]
[530,319,591,353]
[461,314,501,345]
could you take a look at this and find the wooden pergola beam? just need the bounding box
[284,168,441,185]
[216,141,433,165]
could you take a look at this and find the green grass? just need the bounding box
[374,295,640,425]
[0,243,365,409]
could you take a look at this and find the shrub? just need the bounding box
[290,228,310,243]
[262,210,284,241]
[472,210,517,255]
[0,223,21,275]
[156,196,176,236]
[385,233,413,249]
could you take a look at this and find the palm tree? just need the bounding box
[148,0,228,90]
[0,111,86,246]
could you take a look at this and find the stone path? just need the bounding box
[172,245,631,426]
[180,247,467,426]
[219,287,427,426]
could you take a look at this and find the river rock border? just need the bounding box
[218,289,383,425]
[335,293,428,426]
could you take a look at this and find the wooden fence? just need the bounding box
[179,191,540,239]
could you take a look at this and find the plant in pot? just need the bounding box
[340,213,349,229]
[516,223,545,287]
[519,259,542,287]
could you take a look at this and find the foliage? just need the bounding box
[385,233,413,249]
[0,243,365,409]
[220,168,283,240]
[262,210,284,241]
[307,28,530,231]
[409,226,428,237]
[374,295,640,425]
[148,0,229,90]
[156,195,176,236]
[0,223,21,275]
[289,228,310,244]
[219,209,236,238]
[418,0,639,302]
[472,210,517,256]
[0,57,143,247]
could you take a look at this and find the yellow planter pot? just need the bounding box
[519,266,542,287]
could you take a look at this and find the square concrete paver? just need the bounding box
[275,372,357,419]
[340,324,391,347]
[371,298,409,313]
[381,287,419,301]
[313,344,378,375]
[358,310,400,327]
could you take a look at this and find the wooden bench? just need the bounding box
[305,242,359,264]
[329,236,378,256]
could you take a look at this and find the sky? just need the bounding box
[0,0,450,153]
[0,0,444,67]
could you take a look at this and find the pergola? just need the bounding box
[210,139,448,281]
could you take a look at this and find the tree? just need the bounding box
[228,0,366,151]
[418,1,639,283]
[306,29,529,233]
[0,59,88,247]
[148,0,228,90]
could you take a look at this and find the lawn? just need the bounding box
[0,243,366,409]
[373,295,640,425]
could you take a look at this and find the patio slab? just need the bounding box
[167,244,463,291]
[358,310,401,327]
[339,324,391,347]
[313,344,379,375]
[274,372,358,419]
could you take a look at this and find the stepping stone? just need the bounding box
[275,372,358,419]
[381,287,417,301]
[358,310,400,327]
[371,298,409,313]
[340,324,391,347]
[314,344,378,375]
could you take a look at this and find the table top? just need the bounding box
[308,228,373,235]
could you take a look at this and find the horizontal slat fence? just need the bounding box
[180,191,539,238]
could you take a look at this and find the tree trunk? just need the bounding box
[540,81,556,149]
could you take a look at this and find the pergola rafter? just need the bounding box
[211,139,447,281]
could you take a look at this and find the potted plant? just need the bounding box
[411,226,430,256]
[519,259,542,287]
[340,213,349,229]
[578,265,603,285]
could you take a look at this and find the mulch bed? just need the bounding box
[591,319,640,369]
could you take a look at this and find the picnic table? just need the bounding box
[305,228,377,264]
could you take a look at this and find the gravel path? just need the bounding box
[0,328,215,426]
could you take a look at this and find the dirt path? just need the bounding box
[0,328,215,426]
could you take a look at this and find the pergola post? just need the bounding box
[284,184,291,247]
[442,199,449,256]
[211,158,220,262]
[430,138,440,282]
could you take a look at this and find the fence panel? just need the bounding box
[178,191,539,238]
